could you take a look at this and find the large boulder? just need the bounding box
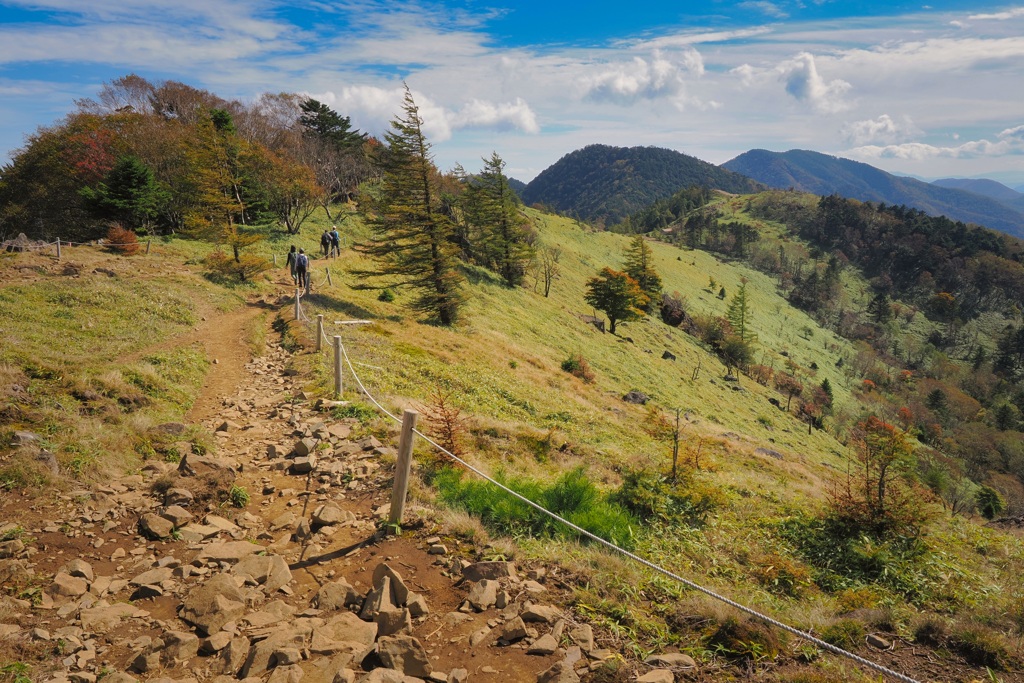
[180,574,247,636]
[375,635,431,678]
[233,553,292,593]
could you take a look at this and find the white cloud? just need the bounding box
[778,52,851,113]
[582,50,702,106]
[847,132,1024,161]
[738,1,788,19]
[967,7,1024,20]
[449,98,539,134]
[841,114,921,145]
[319,85,539,143]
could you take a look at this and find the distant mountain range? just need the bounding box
[932,177,1024,212]
[722,149,1024,238]
[521,144,762,226]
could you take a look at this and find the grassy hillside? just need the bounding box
[3,200,1023,679]
[294,202,1024,677]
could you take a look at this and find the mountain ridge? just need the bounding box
[521,143,762,226]
[722,148,1024,238]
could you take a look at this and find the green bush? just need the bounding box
[820,619,866,649]
[435,466,636,549]
[228,485,250,508]
[331,402,378,422]
[378,288,396,302]
[560,354,595,383]
[610,468,721,525]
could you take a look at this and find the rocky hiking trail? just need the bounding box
[0,290,693,683]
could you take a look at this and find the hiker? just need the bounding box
[320,230,331,258]
[285,245,298,284]
[296,248,309,289]
[329,225,341,258]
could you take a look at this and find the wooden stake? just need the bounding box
[333,335,342,399]
[294,289,300,321]
[316,315,324,353]
[273,253,277,266]
[326,267,333,287]
[389,410,418,530]
[56,237,61,260]
[146,239,152,254]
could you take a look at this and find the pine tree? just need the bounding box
[623,235,662,311]
[726,279,756,343]
[584,267,648,335]
[354,86,466,325]
[463,152,534,287]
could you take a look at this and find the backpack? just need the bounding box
[297,253,308,269]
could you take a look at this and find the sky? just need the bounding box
[1,0,1024,187]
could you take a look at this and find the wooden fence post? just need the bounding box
[56,238,61,260]
[388,410,418,530]
[333,335,342,399]
[146,239,152,255]
[326,267,333,287]
[305,270,312,297]
[316,315,324,353]
[295,289,300,321]
[273,253,277,267]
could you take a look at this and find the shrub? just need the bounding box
[205,250,272,282]
[228,485,250,508]
[975,485,1005,520]
[106,224,140,255]
[820,619,865,649]
[561,354,595,383]
[706,616,786,661]
[330,402,378,422]
[950,625,1012,668]
[378,288,396,302]
[435,466,636,549]
[611,468,722,526]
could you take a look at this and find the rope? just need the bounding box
[334,338,920,683]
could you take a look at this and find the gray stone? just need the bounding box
[240,626,310,678]
[138,513,174,540]
[359,576,394,621]
[866,634,891,650]
[447,669,468,683]
[643,653,696,669]
[129,652,160,674]
[216,636,251,676]
[355,671,405,683]
[406,593,429,618]
[290,456,316,474]
[161,630,200,662]
[233,553,292,593]
[569,624,593,651]
[64,559,94,582]
[521,605,561,624]
[164,488,194,506]
[467,580,497,611]
[536,661,580,683]
[201,632,234,654]
[313,580,361,611]
[376,635,431,678]
[461,561,517,582]
[48,572,89,597]
[313,505,355,527]
[375,608,412,637]
[527,634,559,655]
[311,612,378,652]
[293,438,317,458]
[177,454,237,480]
[267,664,304,683]
[80,604,145,632]
[180,574,247,636]
[501,616,527,642]
[372,564,410,606]
[637,671,674,683]
[130,567,173,586]
[193,540,262,565]
[0,540,25,559]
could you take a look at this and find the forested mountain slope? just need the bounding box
[521,144,761,227]
[723,149,1024,238]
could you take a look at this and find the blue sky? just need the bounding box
[2,1,1024,187]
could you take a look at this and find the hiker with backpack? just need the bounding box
[285,245,298,284]
[329,226,341,258]
[320,231,331,258]
[295,248,309,289]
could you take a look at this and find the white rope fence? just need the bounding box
[321,327,920,683]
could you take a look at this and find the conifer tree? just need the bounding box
[623,235,662,311]
[584,267,648,334]
[463,152,534,287]
[355,86,466,325]
[726,279,756,343]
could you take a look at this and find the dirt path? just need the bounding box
[185,303,264,424]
